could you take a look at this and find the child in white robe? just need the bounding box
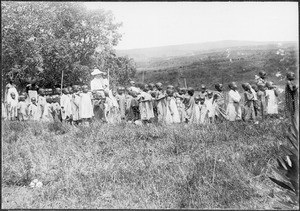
[78,85,94,125]
[226,82,242,121]
[205,91,215,123]
[265,81,279,116]
[37,88,47,120]
[199,95,208,124]
[41,97,53,122]
[60,88,72,122]
[7,92,18,120]
[194,95,201,124]
[28,97,40,121]
[137,84,155,124]
[17,95,28,121]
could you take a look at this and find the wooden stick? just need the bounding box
[60,69,64,95]
[184,78,187,88]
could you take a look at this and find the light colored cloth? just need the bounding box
[195,103,201,124]
[257,90,266,119]
[175,94,185,122]
[7,98,18,120]
[165,96,180,124]
[205,98,214,118]
[27,90,38,104]
[137,91,154,121]
[60,94,72,120]
[2,102,7,119]
[184,95,197,124]
[156,91,167,123]
[41,103,53,122]
[71,93,80,121]
[226,90,242,121]
[265,89,278,114]
[5,84,19,104]
[17,101,28,121]
[37,96,47,119]
[213,91,227,121]
[79,93,94,119]
[116,94,126,119]
[28,103,40,121]
[91,77,109,92]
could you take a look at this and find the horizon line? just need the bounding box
[116,40,298,51]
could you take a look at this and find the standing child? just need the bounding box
[182,87,197,124]
[78,85,94,125]
[199,95,208,124]
[165,88,180,124]
[194,95,201,124]
[41,96,54,122]
[137,84,155,124]
[37,88,47,120]
[285,72,298,120]
[242,83,256,122]
[27,97,40,121]
[251,84,260,119]
[155,82,167,123]
[71,85,81,124]
[116,87,126,121]
[226,82,242,121]
[213,84,227,122]
[205,91,215,123]
[265,81,279,118]
[17,95,28,121]
[60,88,72,122]
[174,87,186,123]
[256,82,266,120]
[7,92,18,120]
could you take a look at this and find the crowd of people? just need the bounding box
[2,70,298,126]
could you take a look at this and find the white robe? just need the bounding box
[226,90,242,121]
[265,89,278,114]
[79,92,94,119]
[60,94,72,120]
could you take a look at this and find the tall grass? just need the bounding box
[2,119,289,209]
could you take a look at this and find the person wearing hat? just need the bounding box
[226,82,242,121]
[91,68,109,96]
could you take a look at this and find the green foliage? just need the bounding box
[1,2,134,90]
[269,115,299,209]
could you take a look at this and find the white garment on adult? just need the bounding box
[79,92,94,119]
[91,77,109,92]
[265,89,278,114]
[71,93,80,121]
[226,90,242,121]
[60,94,72,120]
[5,85,19,104]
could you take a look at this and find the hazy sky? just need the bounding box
[85,2,298,50]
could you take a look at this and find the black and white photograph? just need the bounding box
[1,1,299,209]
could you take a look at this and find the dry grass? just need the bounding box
[1,118,290,209]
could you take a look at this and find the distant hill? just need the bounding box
[116,40,296,64]
[133,43,298,91]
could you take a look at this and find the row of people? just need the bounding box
[2,78,286,125]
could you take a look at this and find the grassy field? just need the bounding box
[1,117,293,209]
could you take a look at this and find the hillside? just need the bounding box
[132,43,298,91]
[116,40,295,64]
